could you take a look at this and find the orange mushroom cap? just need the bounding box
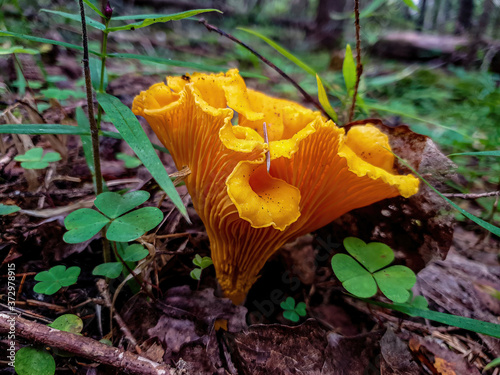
[132,69,419,304]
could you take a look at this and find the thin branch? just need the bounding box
[199,19,331,120]
[348,0,363,123]
[442,191,500,199]
[78,0,103,195]
[0,313,179,375]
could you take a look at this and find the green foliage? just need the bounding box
[48,314,83,334]
[316,74,338,121]
[331,237,417,303]
[280,297,307,323]
[116,153,142,168]
[0,45,39,55]
[342,44,356,96]
[15,346,55,375]
[89,57,108,91]
[484,357,500,372]
[93,243,149,279]
[190,254,213,280]
[14,147,61,169]
[63,191,163,243]
[96,93,188,221]
[0,204,20,215]
[34,265,81,295]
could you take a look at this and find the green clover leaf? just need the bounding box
[33,265,80,295]
[48,314,83,334]
[332,237,417,303]
[93,262,124,279]
[0,204,20,215]
[63,208,110,244]
[190,268,202,280]
[116,152,142,168]
[106,207,163,242]
[280,297,307,322]
[193,254,213,269]
[94,191,150,219]
[14,147,61,169]
[15,346,55,375]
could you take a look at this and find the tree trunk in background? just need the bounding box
[431,0,442,30]
[312,0,347,50]
[455,0,474,34]
[416,0,428,31]
[465,0,493,67]
[492,5,500,38]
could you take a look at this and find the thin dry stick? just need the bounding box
[0,313,178,375]
[199,19,331,120]
[78,0,103,195]
[442,191,500,199]
[348,0,363,123]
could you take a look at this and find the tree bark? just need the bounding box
[312,0,347,50]
[416,0,428,31]
[455,0,475,35]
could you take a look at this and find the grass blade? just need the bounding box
[343,44,356,94]
[0,124,88,135]
[41,9,106,31]
[0,31,102,57]
[107,9,221,32]
[316,74,338,122]
[83,0,105,18]
[75,108,96,181]
[448,150,500,157]
[393,152,500,236]
[237,28,316,76]
[96,93,188,221]
[365,299,500,339]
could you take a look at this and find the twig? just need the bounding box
[0,313,178,375]
[96,279,141,353]
[442,191,500,199]
[348,0,363,123]
[78,0,103,196]
[199,19,331,120]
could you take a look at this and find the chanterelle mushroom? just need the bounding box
[133,69,419,304]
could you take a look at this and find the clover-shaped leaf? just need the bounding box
[34,265,80,295]
[332,237,417,303]
[106,207,163,242]
[48,314,83,334]
[373,265,417,303]
[190,268,202,281]
[15,346,55,375]
[93,262,123,279]
[344,237,394,273]
[0,204,20,215]
[120,243,149,262]
[94,191,150,219]
[280,297,307,323]
[116,153,142,168]
[63,208,109,244]
[193,254,213,269]
[14,147,61,169]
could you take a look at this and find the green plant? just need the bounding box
[280,297,307,323]
[190,254,213,280]
[33,265,81,295]
[14,147,61,169]
[93,243,148,279]
[48,314,83,334]
[0,204,20,215]
[116,152,142,168]
[331,237,417,303]
[63,190,163,243]
[14,346,55,375]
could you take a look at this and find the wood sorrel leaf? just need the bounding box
[343,237,394,273]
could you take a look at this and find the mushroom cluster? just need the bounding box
[132,69,419,304]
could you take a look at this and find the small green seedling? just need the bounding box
[484,357,500,372]
[0,204,20,215]
[93,243,149,279]
[190,254,213,280]
[63,191,163,243]
[15,346,55,375]
[280,296,307,323]
[331,237,417,303]
[14,147,61,169]
[116,152,142,168]
[48,314,83,334]
[33,265,80,295]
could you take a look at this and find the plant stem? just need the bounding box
[348,0,363,123]
[96,20,110,128]
[78,0,103,196]
[200,19,331,120]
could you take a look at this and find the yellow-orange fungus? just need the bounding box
[132,69,420,304]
